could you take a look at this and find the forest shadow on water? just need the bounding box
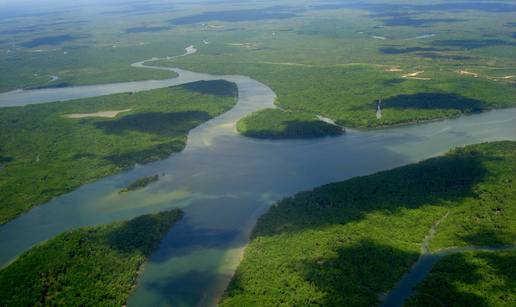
[222,149,506,306]
[128,196,266,306]
[107,210,183,255]
[145,196,265,263]
[150,224,241,260]
[93,111,211,167]
[142,270,234,307]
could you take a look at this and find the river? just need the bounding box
[0,54,515,306]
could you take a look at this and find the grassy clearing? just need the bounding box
[220,141,516,306]
[0,209,183,306]
[0,80,237,224]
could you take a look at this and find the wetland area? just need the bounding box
[0,55,515,305]
[0,1,515,306]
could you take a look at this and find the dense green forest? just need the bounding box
[220,141,516,306]
[0,209,183,306]
[0,1,515,306]
[0,44,181,92]
[119,174,160,193]
[0,80,237,224]
[407,250,516,306]
[236,108,343,139]
[168,61,516,128]
[2,0,515,130]
[154,0,516,129]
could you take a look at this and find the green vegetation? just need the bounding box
[407,250,516,306]
[0,209,183,306]
[168,62,516,128]
[27,67,178,91]
[1,1,516,305]
[120,175,160,193]
[0,80,237,224]
[155,0,516,128]
[220,141,516,306]
[0,30,183,92]
[236,108,343,139]
[2,1,515,128]
[1,54,178,92]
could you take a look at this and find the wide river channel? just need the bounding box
[0,58,515,306]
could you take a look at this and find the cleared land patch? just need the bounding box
[63,108,132,118]
[401,71,431,80]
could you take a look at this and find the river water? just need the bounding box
[0,61,515,306]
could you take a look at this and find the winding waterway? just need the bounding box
[381,245,516,307]
[0,50,515,306]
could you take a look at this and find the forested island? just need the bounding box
[220,141,516,306]
[0,209,183,306]
[237,108,343,139]
[0,80,237,224]
[120,174,160,193]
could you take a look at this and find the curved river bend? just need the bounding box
[0,56,515,306]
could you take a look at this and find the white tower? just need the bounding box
[376,98,382,120]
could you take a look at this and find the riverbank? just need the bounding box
[0,79,238,224]
[405,249,516,306]
[0,59,515,306]
[383,245,516,307]
[219,141,516,306]
[156,59,516,130]
[236,108,343,139]
[0,209,183,306]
